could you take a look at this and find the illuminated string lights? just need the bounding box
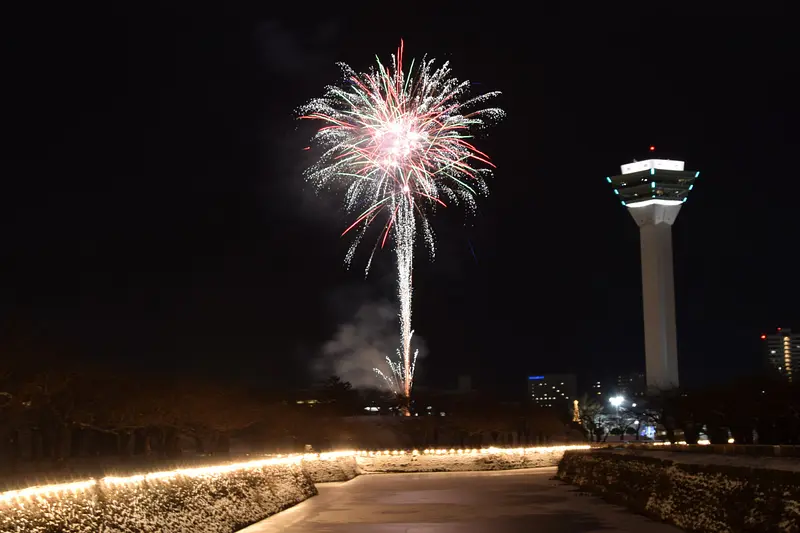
[357,445,591,457]
[0,451,356,505]
[8,443,747,504]
[0,446,585,504]
[651,439,734,446]
[0,479,97,505]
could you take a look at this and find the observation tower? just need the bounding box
[607,148,700,392]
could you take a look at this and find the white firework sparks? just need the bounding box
[299,41,504,406]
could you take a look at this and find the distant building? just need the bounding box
[615,372,646,398]
[588,379,604,398]
[762,327,800,382]
[528,374,577,410]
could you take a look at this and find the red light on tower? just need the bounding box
[649,145,655,151]
[778,327,782,332]
[761,334,767,340]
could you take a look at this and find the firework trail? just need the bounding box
[299,41,503,407]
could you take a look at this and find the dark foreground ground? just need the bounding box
[239,467,680,533]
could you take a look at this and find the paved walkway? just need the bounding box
[239,467,679,533]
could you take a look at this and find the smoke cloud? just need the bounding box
[255,19,342,77]
[314,299,428,389]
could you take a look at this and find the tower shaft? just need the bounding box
[630,203,681,392]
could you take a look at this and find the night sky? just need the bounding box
[4,12,796,395]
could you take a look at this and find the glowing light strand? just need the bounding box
[299,41,504,403]
[0,447,592,504]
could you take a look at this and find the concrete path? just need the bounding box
[239,467,680,532]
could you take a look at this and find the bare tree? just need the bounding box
[577,395,605,442]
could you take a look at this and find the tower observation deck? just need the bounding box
[607,156,700,392]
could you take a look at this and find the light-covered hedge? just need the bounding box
[0,447,585,532]
[557,450,800,533]
[302,454,359,483]
[357,446,586,473]
[0,460,316,533]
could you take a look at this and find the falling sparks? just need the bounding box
[299,41,504,406]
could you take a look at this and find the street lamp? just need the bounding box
[609,396,625,441]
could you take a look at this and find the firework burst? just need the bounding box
[299,41,503,408]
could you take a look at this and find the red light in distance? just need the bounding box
[778,327,782,331]
[761,334,767,340]
[649,145,655,151]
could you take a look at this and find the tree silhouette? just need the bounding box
[577,395,605,442]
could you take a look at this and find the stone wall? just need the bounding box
[557,449,800,532]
